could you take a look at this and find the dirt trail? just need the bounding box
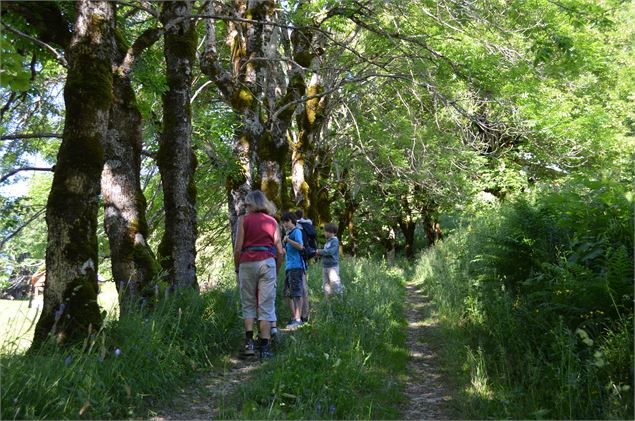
[152,283,451,420]
[150,354,260,420]
[400,282,452,420]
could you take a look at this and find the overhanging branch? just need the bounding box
[0,207,45,251]
[1,22,68,68]
[1,133,62,141]
[1,167,54,184]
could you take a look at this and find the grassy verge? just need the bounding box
[219,258,409,420]
[1,277,241,420]
[413,178,634,419]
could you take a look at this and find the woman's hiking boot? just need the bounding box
[260,342,274,359]
[243,338,256,356]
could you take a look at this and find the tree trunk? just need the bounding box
[297,72,331,223]
[157,1,198,290]
[399,195,416,259]
[102,71,160,311]
[101,19,162,311]
[200,1,324,238]
[399,219,416,259]
[33,0,114,347]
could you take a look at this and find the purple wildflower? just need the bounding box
[54,303,66,321]
[330,404,336,415]
[114,348,122,357]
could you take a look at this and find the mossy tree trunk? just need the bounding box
[102,24,162,311]
[296,72,332,224]
[201,1,264,236]
[201,1,324,239]
[32,0,114,348]
[157,0,198,290]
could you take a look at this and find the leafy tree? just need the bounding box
[27,0,115,347]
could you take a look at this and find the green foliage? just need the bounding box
[1,280,241,420]
[0,33,32,92]
[414,177,634,419]
[220,259,408,419]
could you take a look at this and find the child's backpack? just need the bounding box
[297,221,318,261]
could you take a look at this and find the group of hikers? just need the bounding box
[233,190,342,359]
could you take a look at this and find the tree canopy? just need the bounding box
[0,0,633,344]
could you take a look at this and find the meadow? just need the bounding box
[1,282,119,353]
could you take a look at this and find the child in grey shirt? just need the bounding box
[316,223,342,297]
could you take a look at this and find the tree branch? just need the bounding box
[1,167,54,184]
[1,133,62,141]
[117,26,162,75]
[113,0,160,18]
[0,207,45,251]
[1,22,68,68]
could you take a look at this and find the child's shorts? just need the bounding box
[322,266,343,295]
[284,268,305,298]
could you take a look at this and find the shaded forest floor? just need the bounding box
[150,281,452,420]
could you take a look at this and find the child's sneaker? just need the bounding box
[243,338,256,356]
[285,319,303,329]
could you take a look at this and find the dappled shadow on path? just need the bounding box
[401,282,452,420]
[149,353,262,420]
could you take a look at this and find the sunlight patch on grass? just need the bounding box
[1,282,119,353]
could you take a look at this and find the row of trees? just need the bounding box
[1,0,633,347]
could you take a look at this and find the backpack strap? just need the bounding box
[290,227,307,269]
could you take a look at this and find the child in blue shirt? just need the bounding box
[281,212,305,328]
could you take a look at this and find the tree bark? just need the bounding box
[101,18,162,311]
[33,0,114,347]
[157,0,198,290]
[102,72,160,311]
[296,71,332,224]
[399,218,416,259]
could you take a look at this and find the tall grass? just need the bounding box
[219,258,409,420]
[1,277,241,420]
[414,177,634,419]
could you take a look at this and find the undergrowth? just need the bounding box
[414,176,634,419]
